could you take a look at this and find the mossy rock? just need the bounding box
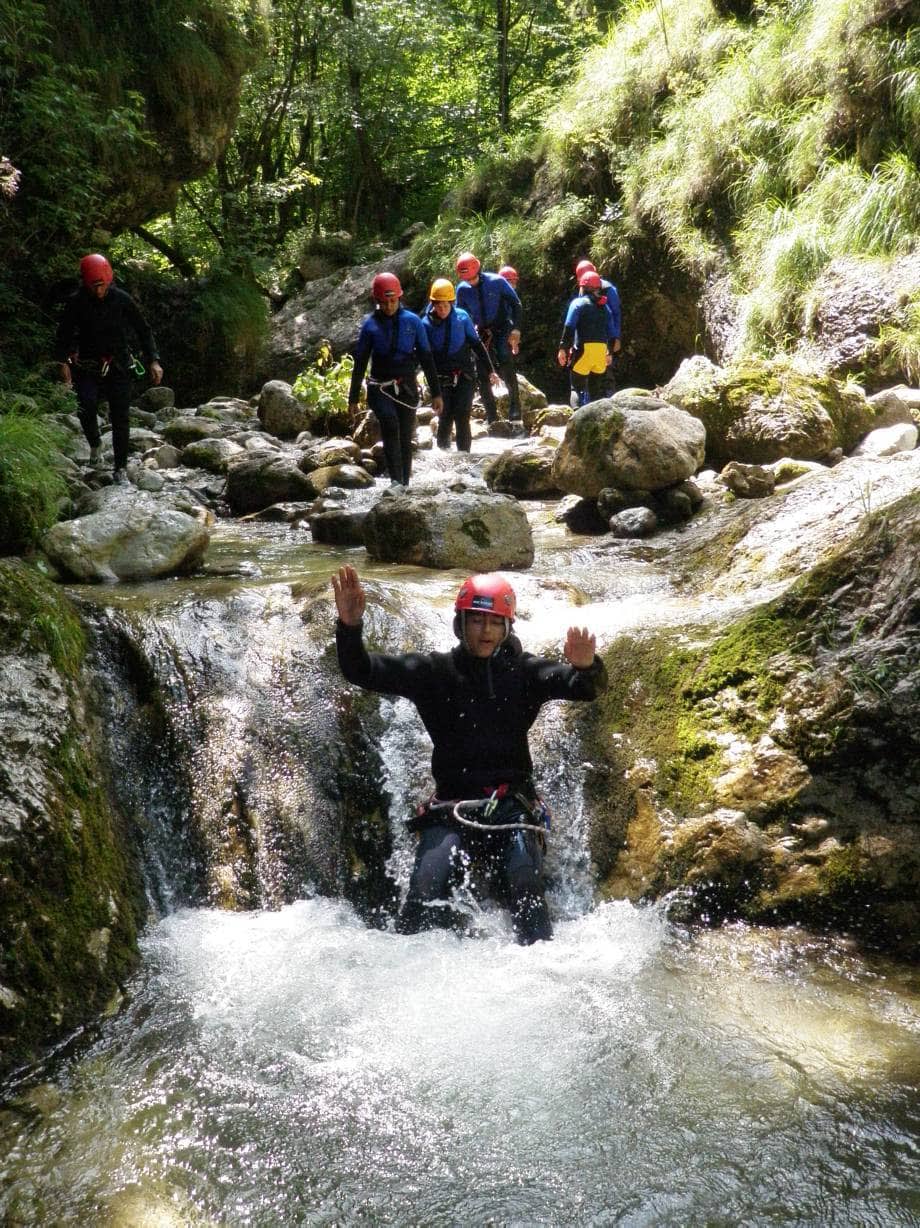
[662,356,872,465]
[0,561,145,1078]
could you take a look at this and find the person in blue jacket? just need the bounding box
[348,272,443,486]
[557,270,619,407]
[566,259,622,399]
[421,278,498,452]
[455,252,522,424]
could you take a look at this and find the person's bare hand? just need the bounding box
[331,565,366,626]
[149,361,164,386]
[564,626,596,669]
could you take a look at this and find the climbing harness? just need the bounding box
[417,786,552,837]
[366,376,419,411]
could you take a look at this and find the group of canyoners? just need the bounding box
[347,251,623,487]
[55,254,611,943]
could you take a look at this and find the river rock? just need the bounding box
[850,422,918,457]
[362,484,534,570]
[661,355,873,464]
[717,461,776,498]
[43,487,212,583]
[482,445,560,498]
[310,507,368,545]
[609,506,659,537]
[299,438,362,470]
[161,415,223,447]
[552,394,706,498]
[307,463,375,493]
[181,437,246,473]
[224,453,319,514]
[134,385,176,414]
[257,380,311,439]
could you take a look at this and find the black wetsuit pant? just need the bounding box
[368,376,418,485]
[436,372,474,452]
[474,334,520,423]
[396,822,553,944]
[74,367,132,469]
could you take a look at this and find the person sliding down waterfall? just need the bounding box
[332,566,607,944]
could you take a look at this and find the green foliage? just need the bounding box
[292,345,354,435]
[877,294,920,385]
[0,558,85,675]
[0,400,70,556]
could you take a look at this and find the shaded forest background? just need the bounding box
[1,0,918,405]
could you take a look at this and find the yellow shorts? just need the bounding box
[572,342,608,375]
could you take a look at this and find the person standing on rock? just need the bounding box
[55,254,163,485]
[558,270,619,408]
[348,273,443,487]
[455,252,522,424]
[331,565,607,944]
[421,278,498,453]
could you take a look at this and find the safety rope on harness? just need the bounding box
[425,794,550,836]
[366,377,420,412]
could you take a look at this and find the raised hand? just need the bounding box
[331,565,366,626]
[564,626,596,669]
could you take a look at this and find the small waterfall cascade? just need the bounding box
[2,474,920,1224]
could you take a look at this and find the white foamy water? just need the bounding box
[2,900,919,1226]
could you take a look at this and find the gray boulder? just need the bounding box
[257,380,311,439]
[661,355,872,464]
[181,437,246,474]
[363,483,534,570]
[43,488,212,583]
[552,394,706,498]
[482,445,560,498]
[224,453,319,514]
[717,461,776,498]
[161,415,223,448]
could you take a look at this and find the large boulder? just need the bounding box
[363,483,534,570]
[260,250,415,382]
[224,453,319,515]
[551,393,706,498]
[257,380,311,439]
[42,488,212,583]
[661,355,873,464]
[482,445,561,498]
[161,415,223,448]
[180,437,246,474]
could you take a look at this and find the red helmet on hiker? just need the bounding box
[455,252,481,281]
[371,272,402,302]
[455,574,516,619]
[454,574,516,645]
[80,254,113,288]
[498,265,518,286]
[575,259,596,279]
[579,270,603,291]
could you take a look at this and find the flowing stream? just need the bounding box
[2,445,920,1226]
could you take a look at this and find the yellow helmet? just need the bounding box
[429,278,456,303]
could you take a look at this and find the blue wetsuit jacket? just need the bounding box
[348,306,440,403]
[421,305,492,378]
[456,272,522,339]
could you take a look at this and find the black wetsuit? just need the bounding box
[54,285,159,469]
[335,620,607,942]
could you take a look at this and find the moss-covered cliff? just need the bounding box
[0,561,146,1081]
[585,491,920,958]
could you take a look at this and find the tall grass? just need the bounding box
[0,405,70,556]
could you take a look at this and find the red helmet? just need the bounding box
[498,265,518,285]
[454,573,516,619]
[455,251,481,281]
[575,259,596,279]
[80,254,114,288]
[371,272,402,302]
[579,270,603,291]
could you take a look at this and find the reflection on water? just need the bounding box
[1,902,918,1226]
